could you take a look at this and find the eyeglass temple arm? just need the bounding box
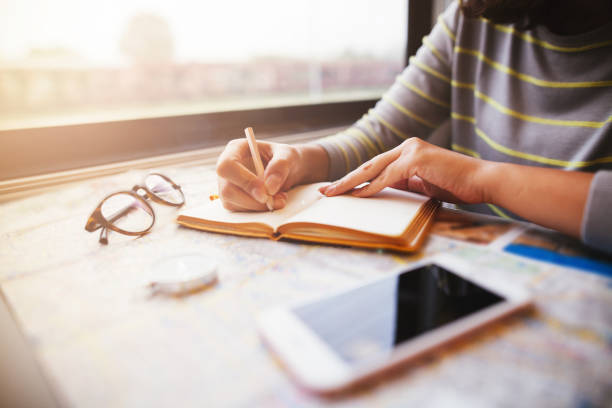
[99,227,109,245]
[105,204,139,224]
[85,205,133,232]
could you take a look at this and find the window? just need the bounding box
[1,0,406,130]
[0,1,426,186]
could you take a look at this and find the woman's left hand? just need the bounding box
[320,137,595,241]
[319,137,493,204]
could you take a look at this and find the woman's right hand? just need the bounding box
[216,139,329,211]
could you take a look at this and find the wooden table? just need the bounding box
[1,163,611,407]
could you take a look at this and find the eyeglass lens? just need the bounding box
[145,174,184,205]
[100,193,154,234]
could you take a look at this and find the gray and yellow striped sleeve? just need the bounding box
[316,2,460,181]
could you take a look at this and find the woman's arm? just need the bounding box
[484,162,592,238]
[321,137,594,239]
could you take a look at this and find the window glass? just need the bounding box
[0,0,406,130]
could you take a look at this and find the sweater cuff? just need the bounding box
[581,170,612,254]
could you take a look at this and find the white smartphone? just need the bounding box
[257,254,533,395]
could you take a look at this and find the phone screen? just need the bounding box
[293,264,504,365]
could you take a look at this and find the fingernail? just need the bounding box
[266,197,274,211]
[265,174,282,195]
[251,186,267,203]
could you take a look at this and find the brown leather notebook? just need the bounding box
[177,182,439,252]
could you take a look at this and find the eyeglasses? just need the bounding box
[85,173,185,244]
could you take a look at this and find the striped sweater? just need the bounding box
[317,2,612,253]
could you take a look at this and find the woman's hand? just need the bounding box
[319,137,594,239]
[320,137,492,204]
[216,140,328,211]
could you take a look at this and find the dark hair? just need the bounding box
[460,0,550,27]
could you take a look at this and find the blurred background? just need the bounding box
[0,0,406,130]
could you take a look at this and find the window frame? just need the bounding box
[0,100,377,180]
[0,1,432,183]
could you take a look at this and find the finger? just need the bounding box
[219,180,268,211]
[263,147,293,195]
[405,175,428,195]
[351,159,411,197]
[384,176,430,196]
[225,194,288,212]
[219,181,288,212]
[318,184,331,194]
[407,176,464,203]
[357,177,419,196]
[389,179,410,191]
[226,193,287,212]
[322,149,400,196]
[217,145,269,204]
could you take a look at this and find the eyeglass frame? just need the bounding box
[85,173,185,244]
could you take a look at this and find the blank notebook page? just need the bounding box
[284,188,428,237]
[180,182,327,230]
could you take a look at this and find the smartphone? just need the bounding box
[257,254,532,395]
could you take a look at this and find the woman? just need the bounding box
[215,0,612,253]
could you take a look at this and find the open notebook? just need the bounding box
[177,182,439,252]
